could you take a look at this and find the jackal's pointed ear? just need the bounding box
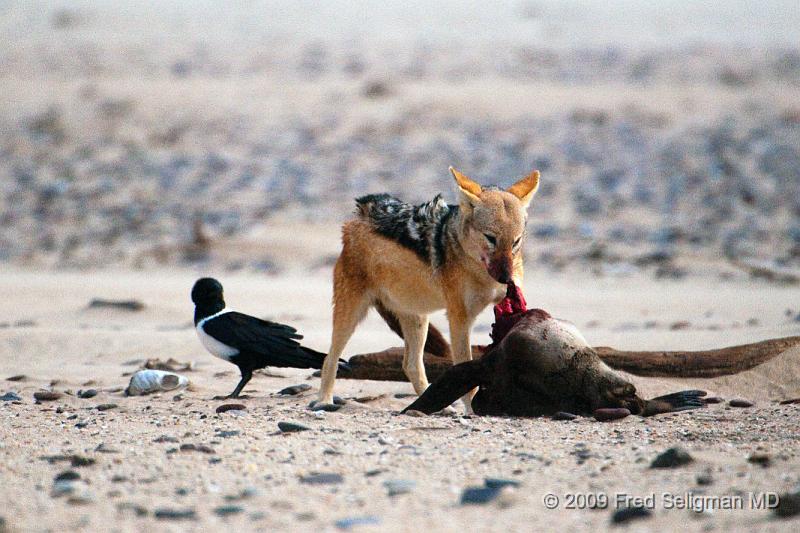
[507,170,540,207]
[450,167,482,208]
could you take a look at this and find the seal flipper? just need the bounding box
[642,389,707,416]
[402,359,487,414]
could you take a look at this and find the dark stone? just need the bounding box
[310,402,341,412]
[96,403,117,411]
[300,473,343,485]
[460,486,501,505]
[334,516,381,529]
[650,447,693,468]
[593,408,631,421]
[153,435,179,443]
[70,455,95,467]
[278,384,312,396]
[484,478,521,490]
[153,508,197,520]
[704,396,724,404]
[216,403,247,413]
[278,422,311,433]
[54,471,80,482]
[214,505,244,517]
[78,389,98,399]
[552,411,578,421]
[180,444,215,454]
[728,399,754,408]
[611,505,652,524]
[34,391,63,402]
[0,392,21,402]
[87,299,144,311]
[215,430,240,438]
[774,492,800,518]
[747,453,771,467]
[6,375,26,382]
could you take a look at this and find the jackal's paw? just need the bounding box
[436,405,458,416]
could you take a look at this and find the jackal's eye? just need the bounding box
[513,235,523,248]
[483,233,496,246]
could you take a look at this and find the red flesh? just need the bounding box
[489,281,528,345]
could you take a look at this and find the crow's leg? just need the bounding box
[228,368,253,398]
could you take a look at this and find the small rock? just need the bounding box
[78,389,98,399]
[278,422,311,433]
[214,505,244,517]
[552,411,578,421]
[747,453,771,467]
[729,399,754,408]
[774,492,800,518]
[179,444,215,454]
[71,455,95,467]
[87,298,144,311]
[650,447,693,468]
[696,470,714,486]
[95,443,119,454]
[300,473,343,485]
[0,392,21,402]
[34,391,63,402]
[403,410,426,417]
[394,393,417,399]
[484,478,521,490]
[310,402,341,412]
[154,508,197,520]
[6,375,26,382]
[383,479,415,496]
[704,396,724,404]
[460,486,501,505]
[669,321,691,330]
[335,516,381,530]
[54,471,80,482]
[153,435,179,443]
[278,384,312,396]
[779,398,800,405]
[216,430,240,438]
[96,403,117,411]
[593,408,631,421]
[117,502,148,516]
[611,505,652,524]
[216,403,247,414]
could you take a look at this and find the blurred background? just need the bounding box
[1,0,799,280]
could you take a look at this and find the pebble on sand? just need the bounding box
[216,403,247,414]
[773,492,800,518]
[154,508,197,520]
[0,392,22,402]
[728,399,754,408]
[334,516,381,530]
[611,505,653,524]
[34,391,63,402]
[300,473,344,485]
[650,447,694,468]
[278,421,311,433]
[552,411,578,421]
[278,384,312,395]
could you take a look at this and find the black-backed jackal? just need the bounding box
[317,167,540,409]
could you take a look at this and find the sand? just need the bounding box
[1,268,799,532]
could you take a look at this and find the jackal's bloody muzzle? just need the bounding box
[487,253,513,283]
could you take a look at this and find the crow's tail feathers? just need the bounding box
[299,346,351,372]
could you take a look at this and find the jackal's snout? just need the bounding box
[488,252,514,283]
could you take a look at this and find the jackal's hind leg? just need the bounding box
[397,313,430,395]
[318,265,370,405]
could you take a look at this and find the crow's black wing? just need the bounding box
[203,312,325,368]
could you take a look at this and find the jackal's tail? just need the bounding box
[374,301,451,359]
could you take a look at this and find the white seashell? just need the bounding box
[126,370,189,396]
